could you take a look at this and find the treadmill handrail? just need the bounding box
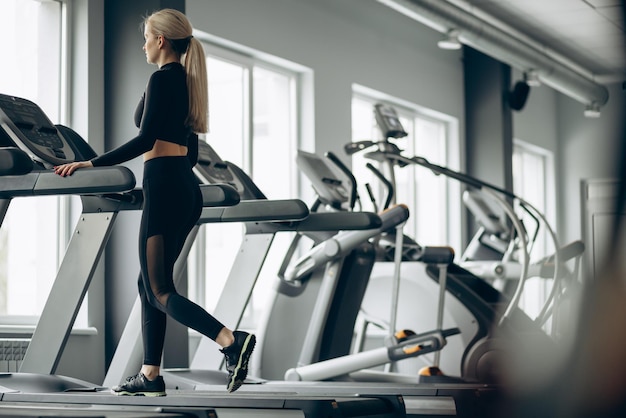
[243,211,382,234]
[291,211,381,232]
[199,183,240,207]
[0,166,135,198]
[198,198,309,224]
[79,184,241,214]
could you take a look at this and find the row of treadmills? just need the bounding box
[0,93,504,417]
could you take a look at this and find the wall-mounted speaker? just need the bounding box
[508,81,530,111]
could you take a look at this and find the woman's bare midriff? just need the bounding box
[144,139,188,161]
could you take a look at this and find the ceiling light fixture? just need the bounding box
[437,29,462,50]
[583,102,601,118]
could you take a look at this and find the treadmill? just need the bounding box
[0,94,406,418]
[0,94,245,417]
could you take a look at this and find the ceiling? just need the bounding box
[457,0,626,84]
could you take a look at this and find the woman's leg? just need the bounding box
[143,233,227,338]
[137,173,226,362]
[115,158,255,394]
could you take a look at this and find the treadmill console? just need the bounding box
[0,93,76,166]
[296,150,351,209]
[374,103,408,139]
[194,140,265,200]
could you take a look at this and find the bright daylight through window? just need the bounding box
[187,49,299,329]
[351,94,458,248]
[513,140,556,320]
[0,0,66,322]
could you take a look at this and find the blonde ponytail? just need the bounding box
[145,9,209,134]
[183,38,208,133]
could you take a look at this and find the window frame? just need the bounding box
[351,85,462,252]
[0,0,73,327]
[512,138,557,258]
[512,138,557,319]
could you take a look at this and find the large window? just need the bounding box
[351,89,461,250]
[0,0,69,324]
[512,139,556,319]
[188,43,300,328]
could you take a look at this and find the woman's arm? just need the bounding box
[90,71,169,167]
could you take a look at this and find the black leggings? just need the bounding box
[139,156,225,366]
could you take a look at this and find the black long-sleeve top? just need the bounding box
[91,62,198,167]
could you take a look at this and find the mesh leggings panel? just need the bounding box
[139,157,225,366]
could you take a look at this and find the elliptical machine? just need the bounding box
[345,103,569,383]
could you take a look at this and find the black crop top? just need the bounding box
[91,62,198,167]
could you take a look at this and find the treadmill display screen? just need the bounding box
[374,103,408,139]
[0,93,74,164]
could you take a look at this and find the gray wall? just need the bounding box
[557,82,624,245]
[49,0,623,383]
[512,70,559,155]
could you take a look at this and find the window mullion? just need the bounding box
[58,0,70,126]
[289,77,298,198]
[244,66,253,176]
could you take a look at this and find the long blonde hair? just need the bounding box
[145,9,208,133]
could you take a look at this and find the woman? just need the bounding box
[54,8,255,395]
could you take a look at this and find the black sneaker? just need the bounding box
[220,331,256,392]
[111,372,166,397]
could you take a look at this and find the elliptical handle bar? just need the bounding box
[407,154,516,199]
[325,151,358,210]
[344,140,376,155]
[365,162,394,211]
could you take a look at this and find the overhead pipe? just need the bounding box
[378,0,609,108]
